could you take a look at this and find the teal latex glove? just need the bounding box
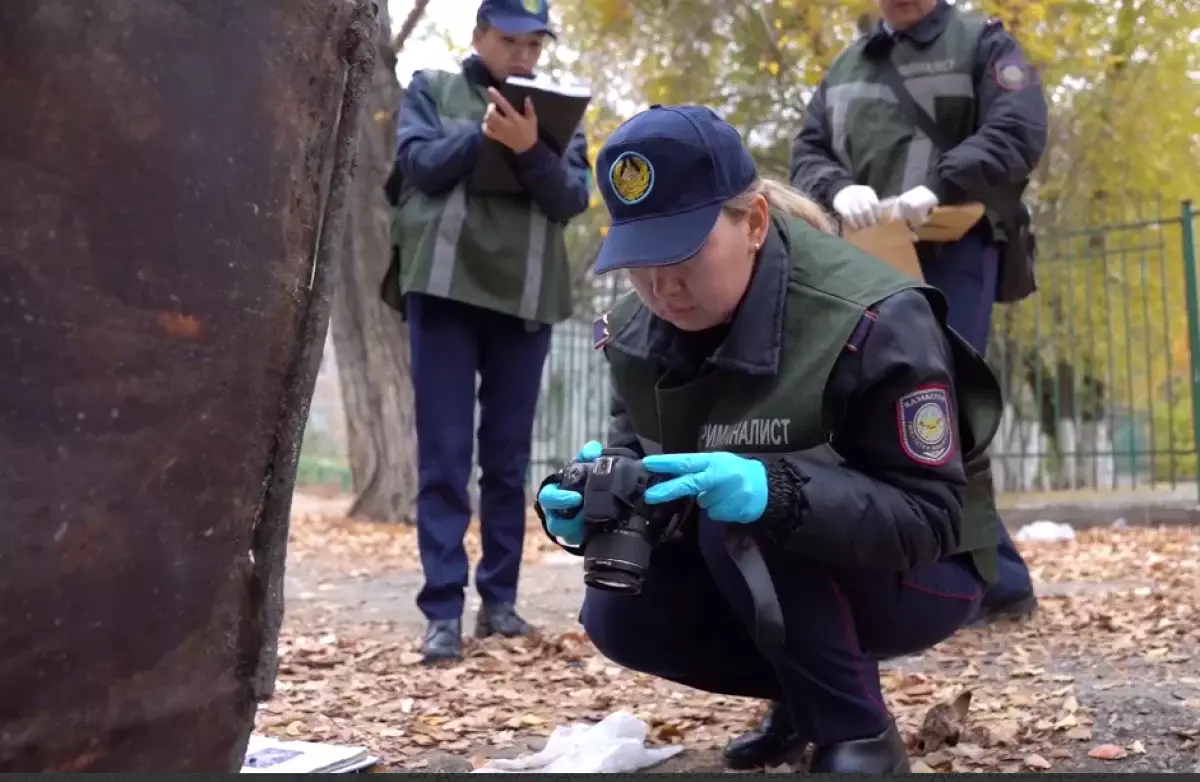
[641,452,768,523]
[538,440,604,545]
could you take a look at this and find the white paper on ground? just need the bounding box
[240,734,376,774]
[1014,520,1076,543]
[470,711,683,773]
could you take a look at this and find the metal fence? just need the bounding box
[529,274,632,477]
[529,201,1200,500]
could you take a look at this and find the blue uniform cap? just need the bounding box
[477,0,555,37]
[593,105,758,274]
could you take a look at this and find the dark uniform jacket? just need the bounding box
[598,212,1004,580]
[790,0,1047,226]
[387,55,591,323]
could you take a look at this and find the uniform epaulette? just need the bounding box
[595,291,643,350]
[592,311,610,350]
[844,308,879,353]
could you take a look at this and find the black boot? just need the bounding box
[475,603,533,638]
[810,723,910,773]
[969,592,1038,628]
[722,701,806,770]
[420,618,463,664]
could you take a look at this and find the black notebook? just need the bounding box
[470,75,592,197]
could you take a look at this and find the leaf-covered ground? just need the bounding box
[258,494,1200,773]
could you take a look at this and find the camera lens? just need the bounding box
[582,528,652,595]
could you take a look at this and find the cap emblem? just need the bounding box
[608,151,654,205]
[521,0,543,14]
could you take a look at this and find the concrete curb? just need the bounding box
[999,502,1200,529]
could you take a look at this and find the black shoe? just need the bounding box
[420,618,463,664]
[722,701,806,770]
[474,603,533,638]
[969,592,1038,628]
[811,723,910,773]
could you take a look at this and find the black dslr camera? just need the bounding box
[538,447,694,595]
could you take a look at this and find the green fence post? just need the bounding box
[1180,200,1200,499]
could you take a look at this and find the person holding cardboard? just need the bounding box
[390,0,592,664]
[789,0,1047,631]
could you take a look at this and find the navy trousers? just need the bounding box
[920,230,1034,607]
[407,293,552,622]
[581,518,984,746]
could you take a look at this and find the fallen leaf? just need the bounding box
[920,750,953,768]
[1054,712,1078,730]
[949,743,985,760]
[980,720,1019,746]
[1025,753,1052,769]
[1129,740,1146,755]
[915,690,972,752]
[262,499,1200,772]
[1088,743,1128,760]
[655,722,686,741]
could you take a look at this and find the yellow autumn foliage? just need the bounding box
[550,0,1200,480]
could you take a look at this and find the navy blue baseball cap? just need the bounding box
[477,0,555,37]
[593,105,758,274]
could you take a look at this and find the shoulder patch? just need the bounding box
[592,312,610,350]
[993,56,1031,91]
[897,385,954,466]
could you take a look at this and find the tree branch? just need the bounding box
[392,0,433,53]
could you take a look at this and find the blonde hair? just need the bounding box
[721,177,837,236]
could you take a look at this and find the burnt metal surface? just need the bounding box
[0,0,375,772]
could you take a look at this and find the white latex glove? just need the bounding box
[831,185,880,231]
[894,185,939,228]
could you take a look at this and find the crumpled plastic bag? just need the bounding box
[1014,520,1076,543]
[470,711,683,773]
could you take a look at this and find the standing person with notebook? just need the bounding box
[391,0,591,664]
[789,0,1047,639]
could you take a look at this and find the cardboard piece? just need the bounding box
[844,219,924,281]
[843,202,986,281]
[915,202,985,242]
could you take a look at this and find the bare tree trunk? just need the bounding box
[329,0,430,522]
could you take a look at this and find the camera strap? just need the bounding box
[722,528,786,656]
[875,59,959,154]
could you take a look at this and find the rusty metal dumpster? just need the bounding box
[0,0,376,771]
